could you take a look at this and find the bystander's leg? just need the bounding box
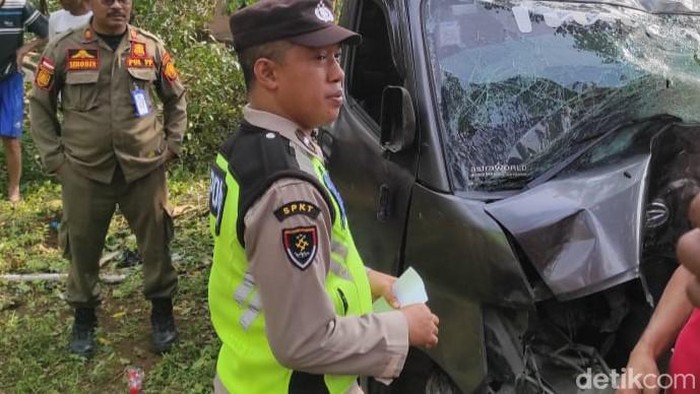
[2,137,21,202]
[0,73,24,202]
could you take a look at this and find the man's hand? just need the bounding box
[367,268,399,308]
[15,47,29,72]
[401,303,439,348]
[15,38,47,72]
[616,347,660,394]
[164,148,177,163]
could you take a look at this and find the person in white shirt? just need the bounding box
[48,0,91,40]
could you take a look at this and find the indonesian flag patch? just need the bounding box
[282,226,318,270]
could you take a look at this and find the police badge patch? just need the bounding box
[282,226,318,270]
[131,42,148,58]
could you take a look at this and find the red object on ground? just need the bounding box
[126,367,144,394]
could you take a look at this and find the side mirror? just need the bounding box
[380,86,416,153]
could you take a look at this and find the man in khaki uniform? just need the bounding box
[29,0,186,358]
[208,1,439,393]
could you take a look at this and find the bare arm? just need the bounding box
[366,267,400,308]
[16,38,48,70]
[18,4,48,70]
[635,266,693,358]
[618,266,694,394]
[682,195,700,307]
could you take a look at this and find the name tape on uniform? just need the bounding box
[66,49,100,71]
[274,201,321,222]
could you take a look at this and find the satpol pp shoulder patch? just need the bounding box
[161,51,179,82]
[282,226,318,270]
[35,57,55,90]
[274,201,321,222]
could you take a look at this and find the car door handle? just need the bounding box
[377,184,390,222]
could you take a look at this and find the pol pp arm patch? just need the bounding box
[35,57,55,91]
[274,201,321,222]
[283,226,318,270]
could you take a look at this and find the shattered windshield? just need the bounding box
[424,0,700,191]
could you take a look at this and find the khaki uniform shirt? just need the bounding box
[242,106,409,391]
[29,24,187,183]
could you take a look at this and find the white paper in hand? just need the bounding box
[373,267,428,312]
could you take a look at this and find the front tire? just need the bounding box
[425,366,461,394]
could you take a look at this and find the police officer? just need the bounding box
[208,1,439,393]
[29,0,186,357]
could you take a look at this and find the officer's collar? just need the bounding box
[243,105,322,159]
[81,22,134,44]
[81,24,98,43]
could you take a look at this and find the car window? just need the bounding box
[348,0,402,134]
[424,0,700,191]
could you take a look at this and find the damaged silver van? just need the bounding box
[323,0,700,392]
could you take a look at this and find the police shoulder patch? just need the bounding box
[282,226,318,270]
[274,201,321,222]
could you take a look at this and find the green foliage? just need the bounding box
[227,0,256,13]
[0,172,220,392]
[0,1,239,391]
[130,0,246,170]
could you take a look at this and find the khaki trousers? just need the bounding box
[60,163,177,307]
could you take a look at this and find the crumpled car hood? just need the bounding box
[485,155,649,300]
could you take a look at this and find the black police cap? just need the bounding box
[229,0,361,52]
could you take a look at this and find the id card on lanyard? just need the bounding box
[131,84,151,117]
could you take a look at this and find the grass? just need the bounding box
[0,133,221,393]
